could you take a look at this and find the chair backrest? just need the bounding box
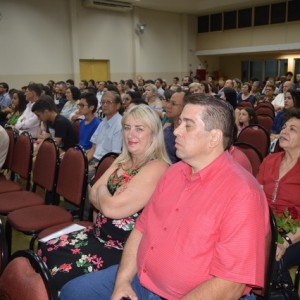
[10,131,33,191]
[32,138,60,192]
[255,106,275,118]
[234,142,263,176]
[56,145,88,219]
[0,250,58,300]
[264,207,278,299]
[237,124,270,158]
[93,152,119,183]
[256,101,275,112]
[237,101,253,109]
[72,119,80,144]
[0,219,7,276]
[2,128,18,171]
[256,115,274,135]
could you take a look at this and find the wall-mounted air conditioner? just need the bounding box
[82,0,133,12]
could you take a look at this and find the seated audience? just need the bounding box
[77,93,100,151]
[60,94,269,300]
[272,81,294,112]
[4,90,27,127]
[163,91,186,163]
[237,82,256,105]
[258,83,276,104]
[144,84,163,112]
[38,104,170,290]
[236,107,258,135]
[61,86,81,120]
[15,83,42,138]
[257,109,300,297]
[87,91,123,180]
[271,89,300,137]
[32,96,74,153]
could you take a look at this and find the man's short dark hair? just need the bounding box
[80,92,98,113]
[185,94,234,150]
[66,79,74,86]
[27,83,42,97]
[32,95,57,113]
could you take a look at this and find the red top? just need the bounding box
[136,151,269,299]
[256,152,300,220]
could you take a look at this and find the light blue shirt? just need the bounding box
[90,112,123,160]
[0,92,11,109]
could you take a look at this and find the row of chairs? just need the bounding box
[0,127,118,257]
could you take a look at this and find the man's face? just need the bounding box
[25,89,35,102]
[77,98,93,116]
[98,82,105,92]
[155,80,161,89]
[34,110,50,122]
[182,77,189,84]
[225,80,233,88]
[0,85,5,95]
[101,92,119,119]
[174,104,212,163]
[165,92,184,120]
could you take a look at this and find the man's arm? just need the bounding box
[182,277,246,300]
[111,229,143,300]
[86,143,96,162]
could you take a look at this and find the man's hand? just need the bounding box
[111,283,138,300]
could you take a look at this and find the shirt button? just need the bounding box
[151,246,154,250]
[175,208,179,212]
[163,227,167,231]
[143,268,146,273]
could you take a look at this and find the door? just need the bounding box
[79,59,110,82]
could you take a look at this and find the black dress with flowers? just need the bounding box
[38,163,144,290]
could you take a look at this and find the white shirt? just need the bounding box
[15,102,40,138]
[272,93,284,108]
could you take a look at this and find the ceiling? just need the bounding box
[129,0,284,15]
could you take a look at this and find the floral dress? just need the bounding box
[38,163,144,290]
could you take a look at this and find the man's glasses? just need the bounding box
[77,103,89,108]
[165,99,182,106]
[102,100,118,105]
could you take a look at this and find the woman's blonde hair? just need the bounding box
[114,104,170,166]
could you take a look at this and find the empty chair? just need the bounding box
[237,101,253,109]
[5,145,88,255]
[257,114,274,134]
[0,249,58,300]
[0,138,60,217]
[236,124,270,158]
[0,131,33,194]
[35,151,119,246]
[234,142,263,176]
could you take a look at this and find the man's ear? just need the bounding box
[209,129,222,148]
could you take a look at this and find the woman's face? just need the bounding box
[279,117,300,150]
[65,88,73,101]
[123,115,153,158]
[284,92,294,110]
[242,85,249,94]
[145,87,154,100]
[239,109,250,125]
[122,94,132,110]
[11,93,19,109]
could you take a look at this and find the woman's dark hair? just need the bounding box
[286,89,300,109]
[126,91,142,102]
[14,90,27,113]
[223,87,237,110]
[80,92,98,113]
[241,107,258,125]
[68,86,81,100]
[284,108,300,123]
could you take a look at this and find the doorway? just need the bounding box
[79,59,110,82]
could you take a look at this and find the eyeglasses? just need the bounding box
[265,89,273,91]
[165,99,183,106]
[77,103,89,108]
[102,100,118,105]
[122,98,131,103]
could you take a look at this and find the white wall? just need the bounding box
[0,0,198,89]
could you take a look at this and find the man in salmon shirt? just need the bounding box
[61,94,270,300]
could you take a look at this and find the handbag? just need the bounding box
[270,259,300,300]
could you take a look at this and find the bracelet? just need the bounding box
[282,234,293,246]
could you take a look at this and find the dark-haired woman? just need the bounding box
[5,91,27,127]
[61,86,81,120]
